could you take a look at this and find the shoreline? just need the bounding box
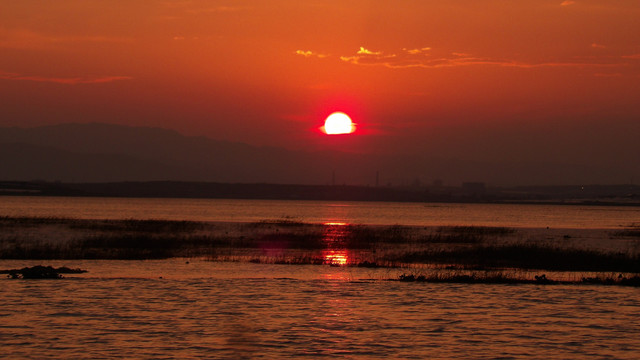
[2,192,640,209]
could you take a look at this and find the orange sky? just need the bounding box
[1,1,639,172]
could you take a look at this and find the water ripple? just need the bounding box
[2,261,640,359]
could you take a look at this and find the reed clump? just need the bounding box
[396,271,640,287]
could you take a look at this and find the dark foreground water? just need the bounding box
[2,260,639,359]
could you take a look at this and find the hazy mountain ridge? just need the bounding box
[0,123,352,184]
[0,123,634,186]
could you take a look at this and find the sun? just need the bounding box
[323,112,355,135]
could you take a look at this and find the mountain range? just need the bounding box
[0,123,634,186]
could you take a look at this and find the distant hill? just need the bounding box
[0,123,335,183]
[0,123,634,186]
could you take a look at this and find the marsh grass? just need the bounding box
[248,217,308,228]
[0,216,203,233]
[0,216,71,227]
[395,244,640,273]
[613,229,640,237]
[396,270,640,287]
[612,223,640,237]
[1,216,638,276]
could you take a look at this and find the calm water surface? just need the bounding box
[1,260,639,359]
[2,196,639,228]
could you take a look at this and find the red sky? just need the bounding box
[1,1,639,181]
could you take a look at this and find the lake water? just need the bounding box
[2,196,640,358]
[1,195,639,228]
[1,260,639,359]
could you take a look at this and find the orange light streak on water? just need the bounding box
[323,250,348,266]
[322,222,350,265]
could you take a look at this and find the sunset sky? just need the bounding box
[1,1,639,182]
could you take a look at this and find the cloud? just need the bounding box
[295,50,328,58]
[622,54,640,60]
[591,43,606,49]
[338,47,513,68]
[403,47,431,55]
[0,71,132,85]
[298,46,632,70]
[356,47,382,55]
[560,1,576,6]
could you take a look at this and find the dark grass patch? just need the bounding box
[68,219,204,233]
[613,230,640,237]
[0,234,227,260]
[341,225,412,247]
[0,216,204,233]
[248,218,308,228]
[255,232,325,249]
[398,272,540,284]
[421,226,516,244]
[396,272,640,287]
[0,216,71,227]
[394,244,640,273]
[418,233,483,244]
[438,226,516,236]
[0,239,75,260]
[613,223,640,237]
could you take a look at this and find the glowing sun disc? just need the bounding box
[324,112,355,135]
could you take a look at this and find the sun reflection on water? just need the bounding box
[323,250,348,266]
[322,222,350,266]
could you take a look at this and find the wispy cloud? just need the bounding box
[0,71,132,85]
[622,54,640,60]
[560,1,576,6]
[298,46,632,70]
[356,47,382,55]
[340,47,396,64]
[403,47,431,55]
[591,43,606,49]
[295,50,328,58]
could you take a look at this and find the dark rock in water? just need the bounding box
[1,265,87,279]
